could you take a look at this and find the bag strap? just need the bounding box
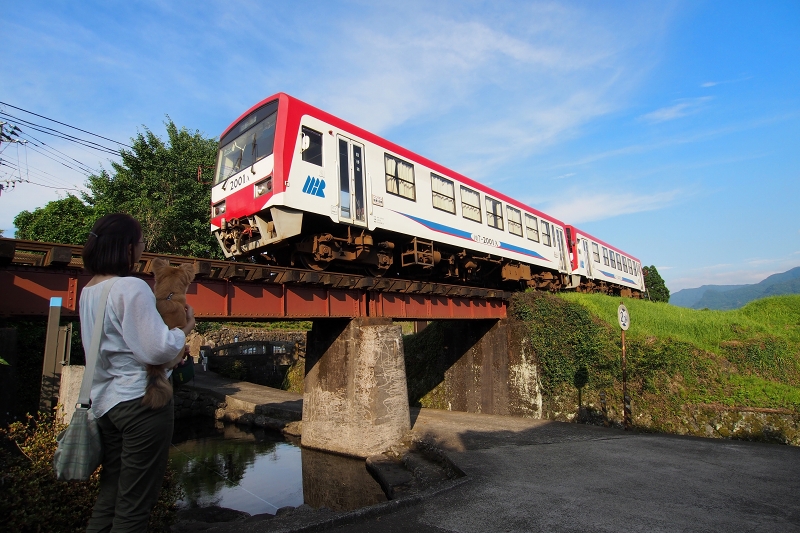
[78,277,120,407]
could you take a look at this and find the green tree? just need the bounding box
[13,195,95,244]
[643,265,670,303]
[86,119,220,258]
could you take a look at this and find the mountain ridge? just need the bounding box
[670,266,800,309]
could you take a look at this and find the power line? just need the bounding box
[20,132,100,175]
[0,111,121,155]
[0,176,82,192]
[1,158,83,190]
[23,143,93,177]
[0,101,131,149]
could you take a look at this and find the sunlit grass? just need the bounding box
[559,293,800,354]
[554,293,800,411]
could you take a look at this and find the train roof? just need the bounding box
[565,225,640,263]
[221,93,566,228]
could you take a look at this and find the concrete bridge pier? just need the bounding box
[301,318,411,458]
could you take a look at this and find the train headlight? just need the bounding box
[213,201,226,217]
[254,177,273,197]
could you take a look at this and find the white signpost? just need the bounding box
[618,303,631,430]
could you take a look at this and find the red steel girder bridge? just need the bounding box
[0,238,508,320]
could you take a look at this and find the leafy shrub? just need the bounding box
[0,412,182,532]
[510,291,615,393]
[721,335,799,383]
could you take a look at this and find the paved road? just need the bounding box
[320,409,800,533]
[185,375,800,532]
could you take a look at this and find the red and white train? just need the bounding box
[210,93,644,297]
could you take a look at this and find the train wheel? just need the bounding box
[364,264,390,277]
[299,254,330,271]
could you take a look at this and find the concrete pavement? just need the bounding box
[182,375,800,532]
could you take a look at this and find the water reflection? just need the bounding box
[170,418,386,517]
[302,447,387,511]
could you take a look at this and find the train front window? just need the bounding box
[215,107,278,185]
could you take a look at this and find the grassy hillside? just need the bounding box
[553,293,800,411]
[507,292,800,442]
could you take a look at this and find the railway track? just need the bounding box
[0,237,513,301]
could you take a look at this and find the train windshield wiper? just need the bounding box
[250,134,258,173]
[220,149,244,190]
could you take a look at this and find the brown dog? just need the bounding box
[142,258,196,409]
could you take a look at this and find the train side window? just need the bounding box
[541,221,551,246]
[301,127,323,166]
[622,256,629,273]
[525,214,539,242]
[634,262,639,277]
[592,242,600,263]
[608,249,615,268]
[431,173,455,214]
[486,196,504,230]
[629,258,634,275]
[460,186,482,223]
[385,154,416,201]
[615,253,622,270]
[602,247,609,266]
[507,206,523,236]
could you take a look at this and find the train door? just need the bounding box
[336,136,367,227]
[555,228,568,271]
[582,239,593,276]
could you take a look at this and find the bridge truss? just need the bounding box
[0,238,508,320]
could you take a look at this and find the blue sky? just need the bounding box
[1,1,798,292]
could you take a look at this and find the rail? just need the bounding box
[0,238,510,320]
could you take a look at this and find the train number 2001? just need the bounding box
[228,174,251,191]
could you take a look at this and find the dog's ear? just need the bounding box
[179,263,196,285]
[151,258,168,277]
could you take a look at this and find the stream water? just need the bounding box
[169,418,387,516]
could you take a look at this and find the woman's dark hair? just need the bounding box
[82,214,142,276]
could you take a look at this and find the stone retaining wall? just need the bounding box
[187,327,307,357]
[172,387,301,435]
[173,388,224,419]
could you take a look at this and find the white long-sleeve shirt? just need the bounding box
[79,276,186,417]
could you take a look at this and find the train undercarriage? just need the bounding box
[215,210,640,298]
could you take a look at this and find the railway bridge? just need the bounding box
[0,238,517,457]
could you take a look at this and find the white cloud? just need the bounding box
[534,189,683,224]
[701,75,752,88]
[640,96,713,123]
[278,1,677,179]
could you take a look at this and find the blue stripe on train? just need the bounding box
[397,212,548,261]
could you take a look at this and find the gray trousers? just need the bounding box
[86,397,173,533]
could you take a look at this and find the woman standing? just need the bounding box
[80,213,194,533]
